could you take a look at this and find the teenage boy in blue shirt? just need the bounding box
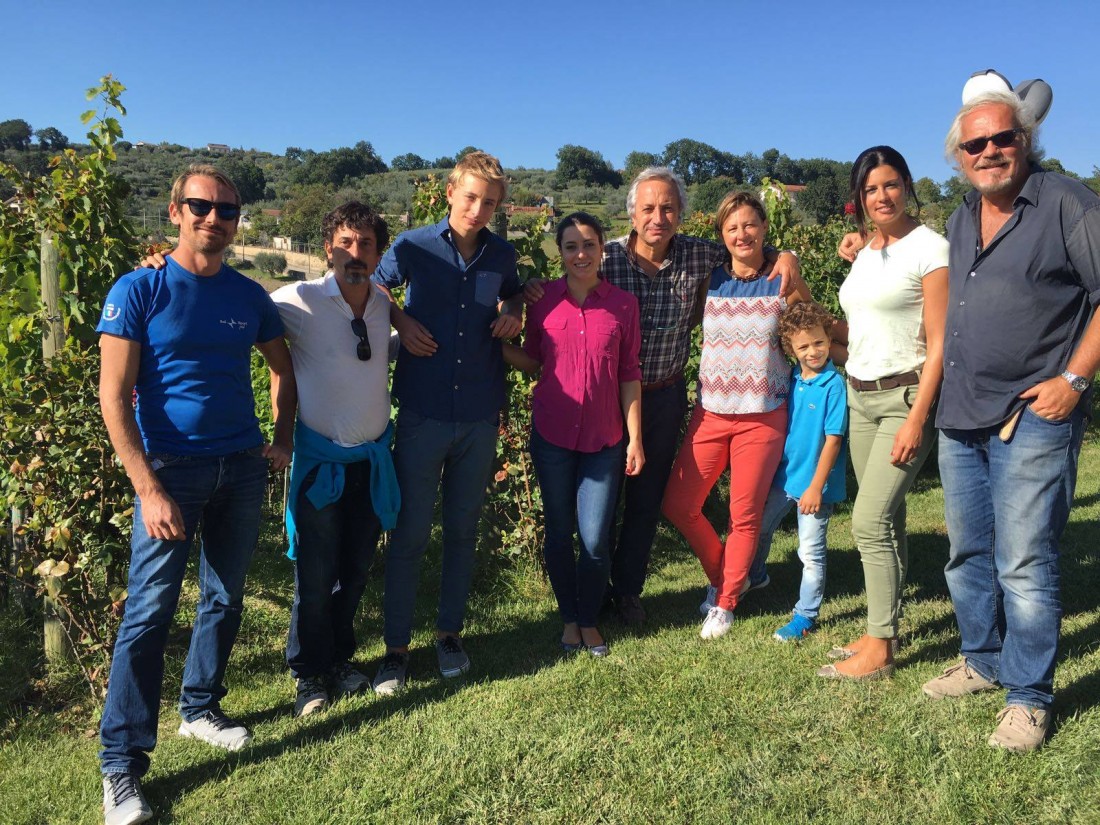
[753,302,847,641]
[370,151,522,693]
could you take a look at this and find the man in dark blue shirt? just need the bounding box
[370,151,522,693]
[923,88,1100,752]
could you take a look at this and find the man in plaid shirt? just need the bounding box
[527,167,799,623]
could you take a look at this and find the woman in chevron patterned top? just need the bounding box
[662,192,814,640]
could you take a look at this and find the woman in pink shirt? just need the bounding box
[505,212,644,656]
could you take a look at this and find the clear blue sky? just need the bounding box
[3,0,1098,184]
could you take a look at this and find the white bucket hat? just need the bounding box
[962,69,1053,124]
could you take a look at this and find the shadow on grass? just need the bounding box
[646,477,1100,692]
[146,539,586,812]
[147,619,583,815]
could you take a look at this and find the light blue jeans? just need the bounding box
[755,486,832,620]
[938,404,1086,709]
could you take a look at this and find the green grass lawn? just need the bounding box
[3,438,1100,824]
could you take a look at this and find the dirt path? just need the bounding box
[230,244,326,277]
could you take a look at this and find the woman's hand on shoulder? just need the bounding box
[838,232,865,263]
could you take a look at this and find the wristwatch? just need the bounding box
[1061,370,1090,392]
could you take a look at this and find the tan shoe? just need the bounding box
[816,662,894,681]
[826,637,900,660]
[988,705,1050,752]
[921,659,998,699]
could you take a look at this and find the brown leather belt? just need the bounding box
[848,370,921,392]
[642,372,683,392]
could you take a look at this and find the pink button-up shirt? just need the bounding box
[524,278,642,452]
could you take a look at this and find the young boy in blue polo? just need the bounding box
[754,302,847,641]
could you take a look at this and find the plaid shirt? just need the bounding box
[602,232,725,384]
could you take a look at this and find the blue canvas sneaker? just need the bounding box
[773,614,815,642]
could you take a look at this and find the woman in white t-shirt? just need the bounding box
[818,146,948,681]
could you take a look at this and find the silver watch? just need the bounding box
[1061,370,1089,392]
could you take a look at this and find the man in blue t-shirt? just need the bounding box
[97,164,295,825]
[369,151,522,694]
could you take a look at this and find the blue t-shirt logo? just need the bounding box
[102,303,121,322]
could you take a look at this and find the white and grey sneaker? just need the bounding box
[332,661,370,695]
[372,651,409,695]
[700,606,734,640]
[178,710,252,751]
[698,584,717,616]
[103,772,152,825]
[294,676,329,717]
[436,636,471,678]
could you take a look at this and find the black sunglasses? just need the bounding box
[181,198,241,220]
[958,128,1023,156]
[350,318,372,361]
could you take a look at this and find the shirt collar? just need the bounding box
[322,270,341,297]
[624,229,680,267]
[548,276,613,302]
[794,359,839,386]
[963,163,1044,213]
[1015,164,1046,207]
[436,215,492,251]
[322,269,374,312]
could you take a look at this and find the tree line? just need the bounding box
[3,114,1098,246]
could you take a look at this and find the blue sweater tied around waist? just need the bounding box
[285,420,400,559]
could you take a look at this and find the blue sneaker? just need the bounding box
[773,614,815,642]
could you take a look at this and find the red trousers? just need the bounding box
[662,404,786,611]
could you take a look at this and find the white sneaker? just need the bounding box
[293,676,329,718]
[700,606,734,640]
[372,651,409,695]
[103,773,152,825]
[698,584,717,616]
[178,710,252,751]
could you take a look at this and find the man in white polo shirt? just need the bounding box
[271,202,400,717]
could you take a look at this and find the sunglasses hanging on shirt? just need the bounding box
[350,318,372,361]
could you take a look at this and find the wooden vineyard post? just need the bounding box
[40,230,73,662]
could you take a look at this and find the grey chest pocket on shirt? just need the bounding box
[474,270,504,307]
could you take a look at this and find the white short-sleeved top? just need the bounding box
[272,273,392,446]
[839,224,949,382]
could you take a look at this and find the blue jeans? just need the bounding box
[530,429,624,627]
[755,487,832,620]
[100,448,268,777]
[938,404,1086,709]
[382,410,498,648]
[286,461,382,679]
[610,379,688,598]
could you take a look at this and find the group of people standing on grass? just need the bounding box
[94,69,1099,825]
